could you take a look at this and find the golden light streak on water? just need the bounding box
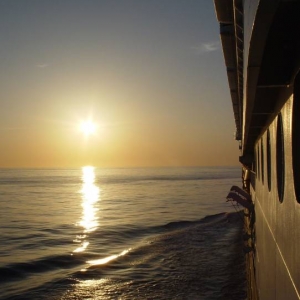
[86,249,131,266]
[73,241,90,253]
[73,166,100,253]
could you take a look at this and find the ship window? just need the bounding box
[292,71,300,203]
[267,129,271,191]
[257,145,260,179]
[253,148,257,176]
[276,113,285,202]
[261,138,264,184]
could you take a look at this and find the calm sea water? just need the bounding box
[0,167,246,300]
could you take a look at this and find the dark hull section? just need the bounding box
[214,1,300,299]
[253,97,300,300]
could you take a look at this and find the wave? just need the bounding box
[163,212,229,230]
[1,211,246,300]
[0,254,85,284]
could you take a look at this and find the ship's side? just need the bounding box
[214,0,300,299]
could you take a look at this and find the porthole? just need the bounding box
[253,148,257,176]
[292,72,300,203]
[261,138,264,184]
[276,113,285,202]
[257,145,260,180]
[267,129,271,191]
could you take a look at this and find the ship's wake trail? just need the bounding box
[6,211,246,300]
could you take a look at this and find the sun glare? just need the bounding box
[80,121,96,136]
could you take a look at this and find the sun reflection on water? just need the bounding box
[87,249,131,266]
[73,166,100,253]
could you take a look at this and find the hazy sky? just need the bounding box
[0,0,239,168]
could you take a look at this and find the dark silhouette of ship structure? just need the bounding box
[214,0,300,299]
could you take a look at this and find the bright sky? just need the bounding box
[0,0,239,168]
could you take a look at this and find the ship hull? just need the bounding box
[214,1,300,299]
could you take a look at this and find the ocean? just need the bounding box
[0,167,246,300]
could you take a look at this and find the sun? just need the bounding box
[79,120,97,136]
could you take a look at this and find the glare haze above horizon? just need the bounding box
[0,0,239,168]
